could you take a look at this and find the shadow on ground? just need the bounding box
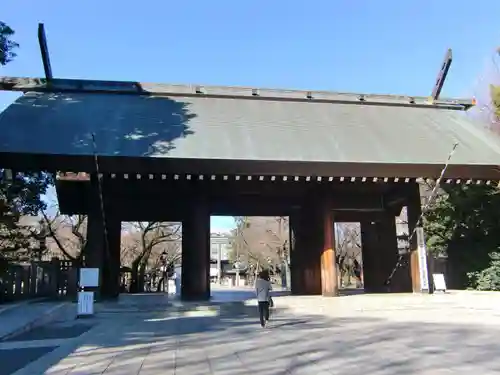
[0,321,94,375]
[9,293,500,375]
[0,347,59,375]
[4,323,93,343]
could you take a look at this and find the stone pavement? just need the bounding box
[3,290,500,374]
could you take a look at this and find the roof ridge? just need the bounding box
[0,76,474,110]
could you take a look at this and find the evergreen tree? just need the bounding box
[0,22,51,262]
[0,21,19,65]
[424,185,500,288]
[468,252,500,291]
[0,172,51,261]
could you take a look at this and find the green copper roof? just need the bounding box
[0,88,500,168]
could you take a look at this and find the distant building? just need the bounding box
[210,232,232,261]
[209,232,233,283]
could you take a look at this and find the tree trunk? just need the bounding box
[284,261,291,290]
[156,276,164,292]
[254,260,260,286]
[129,258,141,293]
[129,245,153,293]
[138,261,148,292]
[76,252,84,267]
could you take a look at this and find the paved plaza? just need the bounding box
[2,289,500,374]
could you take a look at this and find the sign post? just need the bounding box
[77,291,95,316]
[77,268,99,318]
[416,228,433,294]
[432,273,447,292]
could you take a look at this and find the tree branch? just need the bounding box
[40,210,76,261]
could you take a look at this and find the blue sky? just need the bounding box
[2,1,500,231]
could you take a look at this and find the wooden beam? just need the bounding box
[0,75,474,110]
[333,210,386,223]
[38,23,53,80]
[3,152,499,181]
[431,48,452,100]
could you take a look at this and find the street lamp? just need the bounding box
[234,260,241,287]
[160,250,167,293]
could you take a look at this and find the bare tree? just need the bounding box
[335,223,361,286]
[120,230,141,268]
[40,196,87,262]
[128,221,181,293]
[231,217,261,277]
[261,216,290,286]
[231,216,289,283]
[468,48,500,132]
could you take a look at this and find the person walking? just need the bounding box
[255,269,272,328]
[353,259,363,288]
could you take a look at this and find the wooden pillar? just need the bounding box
[83,174,121,299]
[360,221,380,293]
[407,183,433,293]
[181,201,211,301]
[101,218,121,299]
[49,257,60,298]
[84,210,104,298]
[321,208,337,296]
[290,199,338,296]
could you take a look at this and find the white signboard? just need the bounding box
[416,227,429,291]
[77,291,94,316]
[168,280,176,295]
[432,273,447,292]
[79,268,99,288]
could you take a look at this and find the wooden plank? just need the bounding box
[431,49,452,100]
[38,23,53,80]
